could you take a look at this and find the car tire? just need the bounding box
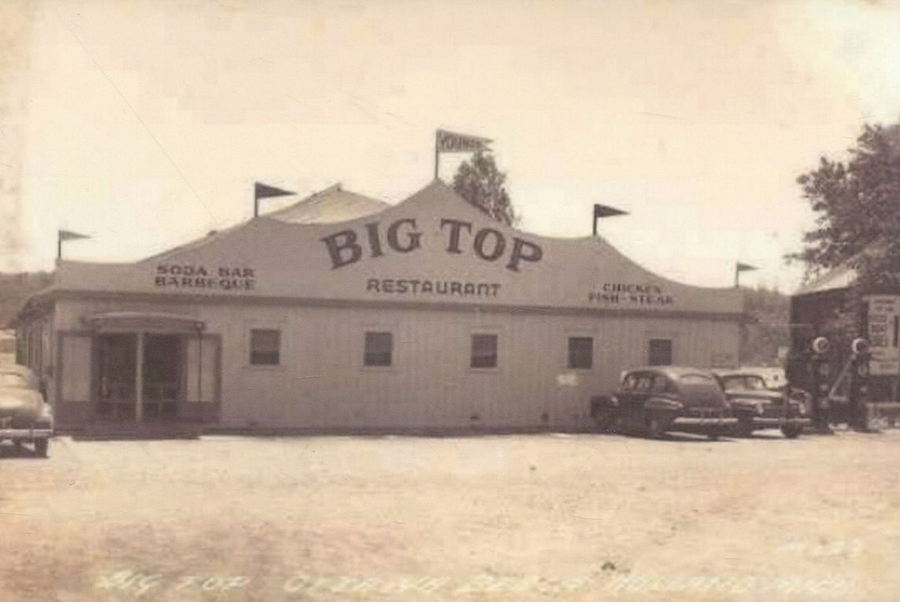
[736,417,754,438]
[781,424,802,439]
[594,412,618,433]
[645,414,664,439]
[34,438,49,458]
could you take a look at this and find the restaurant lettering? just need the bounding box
[154,264,256,291]
[321,218,542,272]
[588,283,674,306]
[366,278,501,298]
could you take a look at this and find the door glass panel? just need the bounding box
[143,334,181,420]
[97,334,136,420]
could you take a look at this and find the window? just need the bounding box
[364,331,393,367]
[680,373,715,385]
[471,334,498,368]
[249,329,281,365]
[567,337,593,369]
[652,374,673,393]
[648,338,673,366]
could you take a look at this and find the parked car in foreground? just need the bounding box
[591,367,737,439]
[0,364,53,457]
[713,370,810,438]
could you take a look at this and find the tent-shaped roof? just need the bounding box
[41,180,744,318]
[267,184,389,224]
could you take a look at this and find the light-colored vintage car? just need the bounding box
[0,365,53,457]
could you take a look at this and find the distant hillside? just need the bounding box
[0,271,53,327]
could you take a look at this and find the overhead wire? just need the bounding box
[50,5,214,222]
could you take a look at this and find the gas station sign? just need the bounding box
[865,295,900,376]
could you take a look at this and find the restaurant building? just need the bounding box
[14,181,745,433]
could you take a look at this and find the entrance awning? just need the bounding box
[83,312,205,333]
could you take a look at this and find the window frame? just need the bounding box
[566,336,594,370]
[248,328,282,367]
[470,332,499,370]
[363,330,394,368]
[648,338,674,366]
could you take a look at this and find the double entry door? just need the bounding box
[95,333,182,421]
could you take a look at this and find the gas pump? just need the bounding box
[808,336,832,433]
[847,337,871,430]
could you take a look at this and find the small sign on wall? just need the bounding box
[865,295,900,376]
[556,373,579,387]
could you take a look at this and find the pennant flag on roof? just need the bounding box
[594,204,628,219]
[254,182,296,200]
[58,229,90,241]
[736,262,758,272]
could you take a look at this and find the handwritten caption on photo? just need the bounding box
[94,570,856,598]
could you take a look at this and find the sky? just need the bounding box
[6,0,900,291]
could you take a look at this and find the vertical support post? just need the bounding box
[135,332,144,423]
[197,330,203,404]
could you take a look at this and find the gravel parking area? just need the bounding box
[2,430,900,601]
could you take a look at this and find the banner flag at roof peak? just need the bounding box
[254,182,296,200]
[436,129,492,154]
[58,229,90,241]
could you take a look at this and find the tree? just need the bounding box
[451,151,518,226]
[739,285,790,366]
[791,122,900,290]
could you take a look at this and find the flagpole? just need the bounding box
[434,131,439,180]
[734,264,739,288]
[57,232,62,261]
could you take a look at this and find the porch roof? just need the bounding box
[82,311,205,333]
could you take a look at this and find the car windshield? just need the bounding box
[0,373,31,388]
[721,375,767,391]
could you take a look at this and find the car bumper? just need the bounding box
[673,417,738,427]
[0,428,54,440]
[750,417,811,427]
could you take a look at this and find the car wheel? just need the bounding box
[645,414,663,439]
[736,417,754,438]
[594,412,618,433]
[34,438,49,458]
[781,424,802,439]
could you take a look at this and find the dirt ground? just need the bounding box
[2,429,900,602]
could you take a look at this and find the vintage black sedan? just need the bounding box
[713,370,810,438]
[591,366,737,439]
[0,365,53,457]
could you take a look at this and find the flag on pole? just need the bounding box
[57,230,90,260]
[254,182,295,200]
[734,262,758,287]
[254,182,295,217]
[594,204,628,219]
[436,129,492,154]
[58,229,90,242]
[592,204,628,236]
